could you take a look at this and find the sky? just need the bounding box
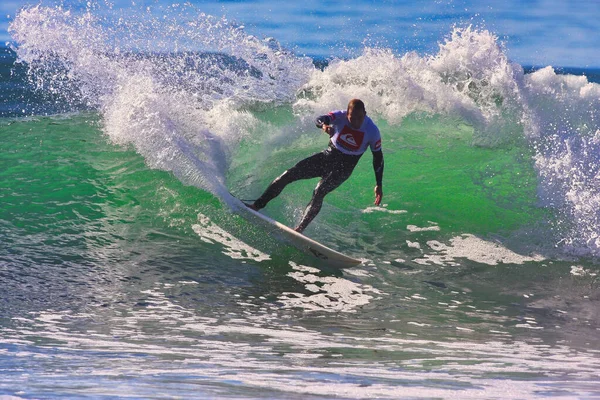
[2,0,600,68]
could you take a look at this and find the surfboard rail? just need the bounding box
[231,196,362,268]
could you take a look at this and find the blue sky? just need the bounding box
[2,0,600,68]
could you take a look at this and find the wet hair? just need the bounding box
[347,99,365,113]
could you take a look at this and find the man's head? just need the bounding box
[347,99,366,129]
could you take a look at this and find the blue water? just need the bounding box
[2,0,600,67]
[1,1,600,399]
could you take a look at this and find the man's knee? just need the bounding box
[313,181,336,200]
[273,169,293,185]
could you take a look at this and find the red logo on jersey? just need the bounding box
[336,126,364,151]
[374,138,381,150]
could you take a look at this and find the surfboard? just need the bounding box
[230,196,362,268]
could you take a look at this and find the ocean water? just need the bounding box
[2,1,600,399]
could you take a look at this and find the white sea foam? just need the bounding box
[279,261,383,312]
[417,234,545,266]
[407,224,440,232]
[4,286,600,399]
[192,213,270,262]
[362,206,407,214]
[570,265,598,277]
[295,27,524,146]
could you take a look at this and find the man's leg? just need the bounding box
[252,152,326,210]
[294,169,353,233]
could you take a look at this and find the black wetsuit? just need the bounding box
[253,114,384,232]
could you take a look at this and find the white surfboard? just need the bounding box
[230,196,362,268]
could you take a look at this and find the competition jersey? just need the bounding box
[327,110,382,156]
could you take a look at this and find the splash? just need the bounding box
[9,3,313,197]
[295,26,526,146]
[518,67,600,256]
[9,3,600,257]
[192,214,270,262]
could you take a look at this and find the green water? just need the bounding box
[228,110,544,248]
[0,109,549,267]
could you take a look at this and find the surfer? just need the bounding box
[248,99,384,233]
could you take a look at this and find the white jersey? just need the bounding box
[327,110,382,156]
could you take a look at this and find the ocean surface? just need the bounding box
[1,1,600,399]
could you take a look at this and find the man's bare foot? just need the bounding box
[246,202,259,211]
[293,226,304,233]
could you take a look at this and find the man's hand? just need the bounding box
[322,125,334,136]
[374,185,383,206]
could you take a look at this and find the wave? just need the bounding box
[8,3,600,257]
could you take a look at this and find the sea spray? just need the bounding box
[296,27,527,147]
[9,3,313,198]
[9,3,600,257]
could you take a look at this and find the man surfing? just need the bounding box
[248,99,384,233]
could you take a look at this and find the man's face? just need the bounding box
[347,106,366,129]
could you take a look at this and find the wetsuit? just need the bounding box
[253,110,384,232]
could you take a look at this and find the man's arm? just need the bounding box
[316,114,335,136]
[315,115,332,128]
[373,150,384,206]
